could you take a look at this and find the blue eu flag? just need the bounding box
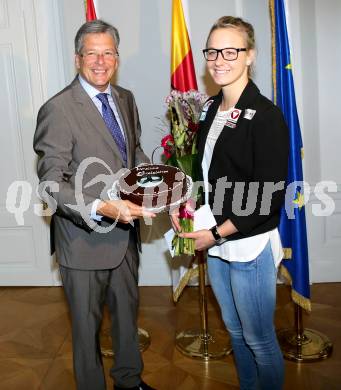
[270,0,311,311]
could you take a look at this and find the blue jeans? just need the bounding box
[207,241,284,390]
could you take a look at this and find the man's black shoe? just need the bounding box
[114,380,156,390]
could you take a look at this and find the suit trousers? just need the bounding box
[59,234,143,390]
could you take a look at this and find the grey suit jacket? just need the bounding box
[34,77,149,270]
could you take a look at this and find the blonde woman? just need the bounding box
[172,16,289,389]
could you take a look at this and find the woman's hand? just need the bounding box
[179,229,215,251]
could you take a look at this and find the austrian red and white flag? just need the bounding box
[170,0,199,302]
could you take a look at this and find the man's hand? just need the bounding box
[97,200,155,224]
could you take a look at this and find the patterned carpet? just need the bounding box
[0,284,340,389]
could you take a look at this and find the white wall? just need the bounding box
[278,0,341,283]
[291,0,341,282]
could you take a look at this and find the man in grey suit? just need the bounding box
[34,20,156,390]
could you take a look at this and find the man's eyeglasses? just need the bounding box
[80,50,119,61]
[203,47,247,61]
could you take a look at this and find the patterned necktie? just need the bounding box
[96,93,127,166]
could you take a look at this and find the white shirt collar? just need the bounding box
[78,75,111,99]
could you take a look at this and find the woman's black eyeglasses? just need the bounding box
[203,47,247,61]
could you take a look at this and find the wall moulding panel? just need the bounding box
[0,0,9,29]
[0,0,65,286]
[306,188,341,282]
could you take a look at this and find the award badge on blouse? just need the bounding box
[225,108,242,128]
[244,109,256,120]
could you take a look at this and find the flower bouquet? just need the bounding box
[161,89,207,256]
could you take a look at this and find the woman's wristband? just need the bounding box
[209,225,225,244]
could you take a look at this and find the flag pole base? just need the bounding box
[277,327,333,362]
[175,328,232,360]
[100,327,151,357]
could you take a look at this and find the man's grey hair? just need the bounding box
[74,19,120,54]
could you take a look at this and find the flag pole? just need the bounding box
[175,251,232,360]
[277,302,332,361]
